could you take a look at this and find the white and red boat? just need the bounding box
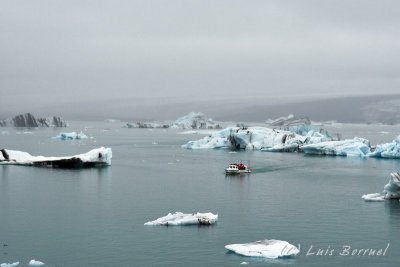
[225,163,251,174]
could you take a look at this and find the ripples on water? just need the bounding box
[1,121,400,266]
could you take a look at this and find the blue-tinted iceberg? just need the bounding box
[0,147,112,168]
[301,137,370,157]
[182,126,331,151]
[53,131,88,140]
[225,239,299,258]
[144,212,218,226]
[368,136,400,158]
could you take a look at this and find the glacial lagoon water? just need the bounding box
[1,121,400,266]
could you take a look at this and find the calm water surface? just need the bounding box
[1,121,400,266]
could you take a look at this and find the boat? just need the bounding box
[225,163,251,174]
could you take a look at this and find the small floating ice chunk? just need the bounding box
[225,239,299,259]
[53,131,88,140]
[240,262,249,265]
[144,212,218,226]
[28,260,44,266]
[362,193,385,201]
[1,262,19,267]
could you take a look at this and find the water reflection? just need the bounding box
[384,199,400,220]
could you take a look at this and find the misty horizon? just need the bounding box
[1,1,400,123]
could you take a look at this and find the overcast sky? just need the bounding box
[1,0,400,119]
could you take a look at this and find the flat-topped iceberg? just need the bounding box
[53,131,88,140]
[124,121,170,129]
[28,260,44,266]
[183,126,332,151]
[0,147,112,168]
[144,212,218,226]
[225,239,299,259]
[368,136,400,158]
[301,137,370,157]
[1,262,19,267]
[361,193,385,201]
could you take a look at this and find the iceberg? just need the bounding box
[144,212,218,226]
[182,126,331,151]
[368,136,400,158]
[28,260,44,266]
[0,113,67,127]
[362,193,385,202]
[266,114,311,127]
[225,239,299,259]
[383,172,400,199]
[301,137,370,157]
[53,131,88,140]
[124,122,170,129]
[1,262,19,267]
[0,147,112,168]
[173,112,221,129]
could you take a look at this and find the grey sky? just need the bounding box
[1,0,400,119]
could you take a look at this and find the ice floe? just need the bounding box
[144,212,218,226]
[28,260,45,266]
[53,131,88,140]
[0,147,112,168]
[225,239,299,259]
[0,262,19,267]
[361,193,385,201]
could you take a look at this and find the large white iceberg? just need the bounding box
[301,137,370,157]
[53,131,88,140]
[182,126,331,151]
[225,239,299,259]
[1,262,19,267]
[144,212,218,226]
[0,147,112,168]
[368,136,400,158]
